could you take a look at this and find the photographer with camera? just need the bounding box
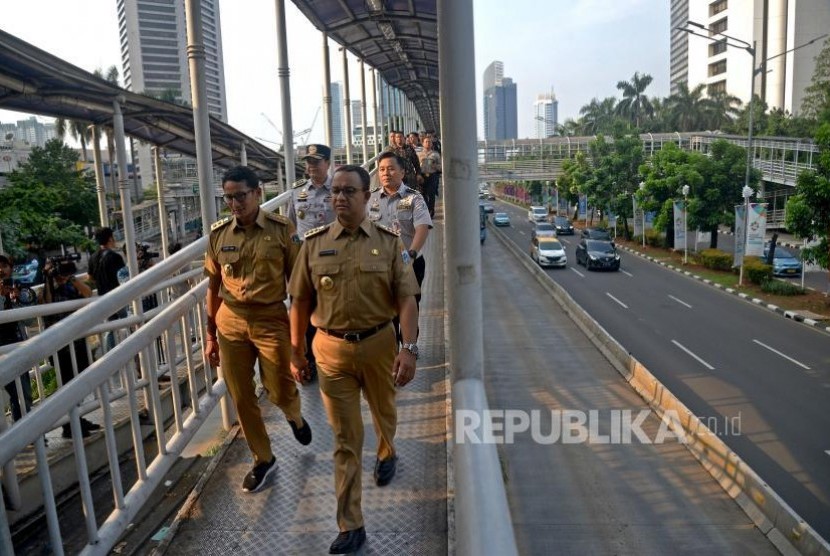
[40,255,101,438]
[1,254,34,423]
[88,227,127,352]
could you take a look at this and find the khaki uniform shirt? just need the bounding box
[205,209,300,306]
[287,176,335,236]
[288,218,419,330]
[368,183,433,250]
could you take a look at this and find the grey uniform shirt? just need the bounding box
[287,176,335,236]
[368,183,433,250]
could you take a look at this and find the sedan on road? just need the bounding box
[482,202,495,214]
[493,212,511,227]
[763,246,803,276]
[532,222,557,239]
[575,239,621,271]
[580,227,613,241]
[531,237,567,268]
[528,205,548,223]
[552,216,574,235]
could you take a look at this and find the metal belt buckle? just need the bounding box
[343,332,360,343]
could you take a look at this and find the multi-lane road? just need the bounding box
[489,199,830,540]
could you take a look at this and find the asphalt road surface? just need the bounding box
[490,199,830,540]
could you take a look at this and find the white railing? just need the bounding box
[0,190,291,555]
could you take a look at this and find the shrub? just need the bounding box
[743,256,773,285]
[645,229,664,248]
[700,248,732,270]
[761,279,806,296]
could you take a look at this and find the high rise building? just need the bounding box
[330,82,344,148]
[670,0,829,114]
[117,0,228,190]
[351,99,362,144]
[3,117,57,148]
[483,61,518,141]
[533,90,559,138]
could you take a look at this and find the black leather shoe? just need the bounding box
[374,455,397,487]
[288,417,312,445]
[329,526,366,554]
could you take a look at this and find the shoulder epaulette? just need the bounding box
[264,212,290,225]
[375,223,400,236]
[292,178,308,189]
[304,224,331,239]
[210,216,231,231]
[370,185,380,193]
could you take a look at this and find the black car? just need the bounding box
[580,227,612,241]
[552,216,574,235]
[575,239,620,271]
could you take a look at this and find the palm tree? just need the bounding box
[556,118,581,136]
[55,118,91,161]
[666,82,708,131]
[615,72,654,128]
[704,91,742,130]
[580,97,618,134]
[94,66,120,199]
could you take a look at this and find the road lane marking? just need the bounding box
[620,269,633,277]
[570,268,585,278]
[518,230,525,235]
[559,238,570,245]
[752,339,811,370]
[826,450,830,457]
[668,295,693,309]
[605,292,629,309]
[671,340,715,370]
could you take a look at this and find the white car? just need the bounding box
[528,205,547,222]
[531,237,567,268]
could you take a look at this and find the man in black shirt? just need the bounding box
[88,227,127,351]
[1,254,32,422]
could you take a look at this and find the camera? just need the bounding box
[136,243,159,272]
[45,253,81,279]
[1,278,37,306]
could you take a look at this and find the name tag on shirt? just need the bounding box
[221,246,238,252]
[319,249,338,256]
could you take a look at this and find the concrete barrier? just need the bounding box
[491,223,830,556]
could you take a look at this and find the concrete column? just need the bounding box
[360,59,369,165]
[322,32,333,150]
[184,0,217,232]
[372,68,380,158]
[177,198,186,239]
[112,99,140,277]
[91,125,109,227]
[342,48,353,163]
[383,79,392,141]
[274,0,295,192]
[153,147,170,258]
[240,141,247,166]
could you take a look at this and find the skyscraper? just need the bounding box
[670,0,829,114]
[351,99,362,144]
[533,90,559,139]
[117,0,228,189]
[483,61,518,141]
[330,82,344,148]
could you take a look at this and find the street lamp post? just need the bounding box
[682,184,690,264]
[738,185,753,287]
[639,181,646,248]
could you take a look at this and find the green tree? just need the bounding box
[558,150,593,219]
[0,139,98,252]
[579,97,619,134]
[705,91,742,130]
[801,37,830,120]
[785,122,830,273]
[55,118,91,161]
[666,82,708,131]
[616,72,654,129]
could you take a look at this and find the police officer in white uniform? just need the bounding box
[288,144,336,380]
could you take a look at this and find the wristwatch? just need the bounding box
[401,342,419,359]
[408,249,418,260]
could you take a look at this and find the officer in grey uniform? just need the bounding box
[288,144,336,381]
[369,151,433,314]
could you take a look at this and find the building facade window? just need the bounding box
[710,17,727,35]
[709,39,727,56]
[710,0,727,16]
[709,59,727,76]
[708,80,727,95]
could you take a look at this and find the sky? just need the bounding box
[0,0,670,145]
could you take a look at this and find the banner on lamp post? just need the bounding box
[734,204,746,267]
[578,194,587,221]
[673,200,686,249]
[746,203,768,257]
[633,197,643,238]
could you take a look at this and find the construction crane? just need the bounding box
[260,108,320,148]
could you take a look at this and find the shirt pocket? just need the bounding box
[255,244,284,283]
[311,263,341,296]
[359,261,391,296]
[217,251,243,291]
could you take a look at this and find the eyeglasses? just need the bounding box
[331,186,361,197]
[223,190,255,204]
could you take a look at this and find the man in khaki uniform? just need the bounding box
[204,166,312,494]
[289,164,419,555]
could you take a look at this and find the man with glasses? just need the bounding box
[204,166,312,494]
[289,165,419,554]
[288,144,335,382]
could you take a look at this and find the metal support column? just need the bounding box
[372,68,380,158]
[92,125,109,226]
[360,59,369,164]
[342,48,353,163]
[154,147,171,258]
[384,79,393,140]
[240,140,247,166]
[185,0,218,232]
[438,0,518,553]
[113,98,140,277]
[322,32,333,149]
[275,0,295,191]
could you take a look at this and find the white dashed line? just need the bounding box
[752,339,811,370]
[668,295,693,309]
[559,238,570,245]
[518,230,525,236]
[605,292,629,309]
[570,267,585,278]
[620,269,633,277]
[671,340,715,370]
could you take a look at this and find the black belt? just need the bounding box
[319,321,390,343]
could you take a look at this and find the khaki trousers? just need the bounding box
[217,301,302,465]
[314,323,397,531]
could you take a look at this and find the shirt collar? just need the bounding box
[308,175,332,190]
[233,208,267,230]
[380,183,406,199]
[332,217,373,239]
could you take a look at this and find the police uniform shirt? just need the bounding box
[367,184,433,250]
[288,175,334,236]
[205,209,300,305]
[288,219,419,330]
